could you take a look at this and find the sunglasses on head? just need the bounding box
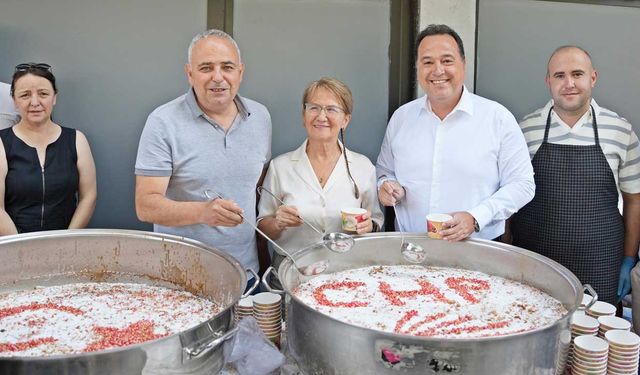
[14,63,52,72]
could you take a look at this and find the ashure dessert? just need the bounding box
[293,265,566,338]
[0,282,221,356]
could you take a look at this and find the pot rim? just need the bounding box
[0,228,246,361]
[279,232,581,343]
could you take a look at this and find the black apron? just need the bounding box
[511,106,623,304]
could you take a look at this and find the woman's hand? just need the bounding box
[274,205,303,230]
[355,210,374,234]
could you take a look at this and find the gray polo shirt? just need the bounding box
[135,89,272,272]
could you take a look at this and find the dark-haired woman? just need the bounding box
[0,63,96,234]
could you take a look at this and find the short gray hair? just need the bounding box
[187,29,241,64]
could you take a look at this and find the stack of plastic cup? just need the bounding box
[235,296,254,323]
[572,335,609,375]
[597,316,631,338]
[569,313,600,370]
[572,314,600,336]
[283,293,291,323]
[253,292,282,347]
[555,330,572,375]
[586,301,616,319]
[573,309,586,319]
[605,330,640,374]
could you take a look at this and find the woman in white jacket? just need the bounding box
[257,77,383,270]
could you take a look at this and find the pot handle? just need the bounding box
[261,266,285,294]
[582,284,598,310]
[183,326,238,360]
[242,268,260,298]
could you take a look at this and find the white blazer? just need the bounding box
[257,140,384,254]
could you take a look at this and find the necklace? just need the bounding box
[312,152,341,186]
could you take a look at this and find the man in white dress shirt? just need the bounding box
[376,24,534,241]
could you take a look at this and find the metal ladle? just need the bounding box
[204,189,328,276]
[392,202,426,264]
[257,186,355,254]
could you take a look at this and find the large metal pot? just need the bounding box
[265,233,584,375]
[0,229,256,375]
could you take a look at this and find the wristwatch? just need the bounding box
[473,218,480,232]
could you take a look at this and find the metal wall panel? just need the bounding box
[0,0,207,229]
[476,0,640,131]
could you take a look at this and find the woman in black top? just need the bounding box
[0,63,96,234]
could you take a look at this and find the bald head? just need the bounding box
[545,45,598,122]
[547,46,593,77]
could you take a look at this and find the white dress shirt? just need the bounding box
[0,83,19,129]
[376,87,534,239]
[258,140,384,254]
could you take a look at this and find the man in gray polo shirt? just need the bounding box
[135,29,272,280]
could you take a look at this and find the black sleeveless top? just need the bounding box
[1,126,79,233]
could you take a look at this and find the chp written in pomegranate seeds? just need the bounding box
[294,265,567,338]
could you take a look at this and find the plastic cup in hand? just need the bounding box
[426,214,453,239]
[341,208,367,233]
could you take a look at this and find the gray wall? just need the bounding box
[476,0,640,131]
[0,0,206,229]
[233,0,390,161]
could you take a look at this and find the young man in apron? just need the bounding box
[512,46,640,305]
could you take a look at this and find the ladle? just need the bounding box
[392,203,426,264]
[256,186,355,253]
[204,189,328,276]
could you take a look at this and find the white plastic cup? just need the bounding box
[426,213,453,239]
[341,208,367,232]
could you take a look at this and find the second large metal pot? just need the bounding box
[266,233,582,375]
[0,229,254,375]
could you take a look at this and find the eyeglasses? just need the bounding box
[304,103,345,117]
[15,63,52,72]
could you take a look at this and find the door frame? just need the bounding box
[207,0,418,231]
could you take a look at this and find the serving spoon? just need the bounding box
[257,186,355,253]
[392,202,426,264]
[204,189,328,276]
